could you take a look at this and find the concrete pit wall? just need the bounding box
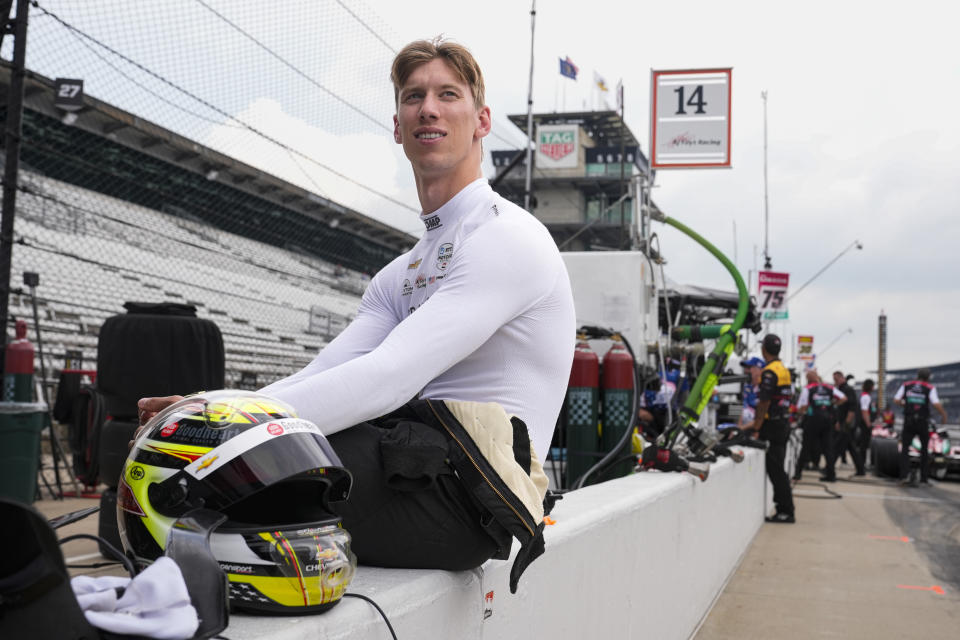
[227,449,765,640]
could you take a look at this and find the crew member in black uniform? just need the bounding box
[829,370,865,476]
[894,368,948,485]
[796,370,846,481]
[751,334,795,523]
[856,379,878,468]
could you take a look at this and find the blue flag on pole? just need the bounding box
[559,56,578,80]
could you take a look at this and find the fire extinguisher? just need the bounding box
[564,337,599,489]
[600,337,635,480]
[4,319,35,402]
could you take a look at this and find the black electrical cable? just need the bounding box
[792,480,843,499]
[342,592,398,640]
[590,453,641,483]
[66,561,126,570]
[14,179,355,287]
[59,21,245,130]
[191,0,390,133]
[546,434,563,490]
[58,533,137,578]
[31,1,420,214]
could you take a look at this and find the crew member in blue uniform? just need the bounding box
[736,357,764,431]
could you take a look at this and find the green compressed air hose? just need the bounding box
[653,214,750,452]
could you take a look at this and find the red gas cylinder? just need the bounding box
[600,339,635,478]
[4,320,35,401]
[601,341,634,392]
[565,339,600,488]
[569,339,600,388]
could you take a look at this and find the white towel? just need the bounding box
[71,556,200,639]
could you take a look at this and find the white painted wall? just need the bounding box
[226,449,765,640]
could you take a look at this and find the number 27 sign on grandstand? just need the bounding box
[650,68,732,169]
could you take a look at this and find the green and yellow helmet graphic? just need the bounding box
[118,390,355,614]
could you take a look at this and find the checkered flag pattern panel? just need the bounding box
[604,390,632,426]
[567,388,596,425]
[230,582,273,604]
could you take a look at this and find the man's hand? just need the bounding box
[129,395,184,448]
[138,395,184,426]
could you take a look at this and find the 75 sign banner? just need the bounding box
[758,271,789,320]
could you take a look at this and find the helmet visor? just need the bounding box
[178,418,351,511]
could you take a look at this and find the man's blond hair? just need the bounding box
[391,37,486,111]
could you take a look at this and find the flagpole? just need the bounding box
[523,0,536,212]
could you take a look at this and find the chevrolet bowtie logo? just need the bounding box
[408,258,422,269]
[196,455,219,471]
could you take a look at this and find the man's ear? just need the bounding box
[393,114,402,144]
[475,105,492,140]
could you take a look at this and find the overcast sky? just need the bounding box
[360,0,960,382]
[19,0,960,385]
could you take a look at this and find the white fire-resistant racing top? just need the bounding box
[261,178,576,461]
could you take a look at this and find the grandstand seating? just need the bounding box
[9,170,370,395]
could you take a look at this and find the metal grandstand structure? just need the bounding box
[0,53,416,392]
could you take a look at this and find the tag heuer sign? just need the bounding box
[54,78,84,111]
[540,131,574,161]
[536,124,579,169]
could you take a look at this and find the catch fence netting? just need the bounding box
[0,0,450,391]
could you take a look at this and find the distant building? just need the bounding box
[490,110,660,251]
[884,361,959,423]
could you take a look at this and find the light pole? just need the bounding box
[761,90,771,269]
[787,239,863,303]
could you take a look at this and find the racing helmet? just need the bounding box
[118,390,355,614]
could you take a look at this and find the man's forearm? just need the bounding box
[935,403,948,423]
[753,400,770,433]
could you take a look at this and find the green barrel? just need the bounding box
[0,402,47,503]
[3,372,33,402]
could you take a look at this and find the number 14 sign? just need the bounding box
[758,271,789,320]
[650,68,732,169]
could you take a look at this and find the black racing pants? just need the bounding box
[856,421,873,467]
[327,419,498,571]
[900,419,931,482]
[799,415,835,479]
[760,418,794,517]
[829,423,865,475]
[795,416,821,478]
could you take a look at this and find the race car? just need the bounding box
[870,421,952,481]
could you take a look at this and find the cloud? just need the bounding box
[201,98,421,233]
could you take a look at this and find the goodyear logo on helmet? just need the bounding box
[536,124,579,168]
[437,243,454,270]
[154,423,240,448]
